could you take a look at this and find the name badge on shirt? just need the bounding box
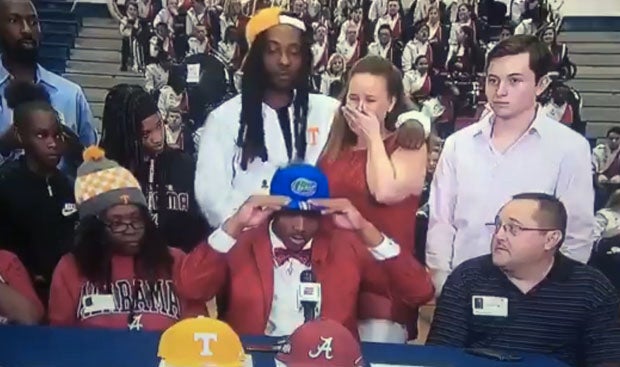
[472,295,508,317]
[81,294,116,314]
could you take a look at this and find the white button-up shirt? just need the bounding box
[426,110,595,294]
[266,225,312,337]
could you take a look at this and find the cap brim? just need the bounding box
[285,200,323,212]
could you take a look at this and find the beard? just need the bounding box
[1,40,39,65]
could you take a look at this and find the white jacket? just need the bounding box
[195,93,340,226]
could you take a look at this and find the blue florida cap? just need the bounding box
[269,164,330,211]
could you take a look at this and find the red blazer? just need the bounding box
[178,223,434,336]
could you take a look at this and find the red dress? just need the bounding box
[319,136,420,334]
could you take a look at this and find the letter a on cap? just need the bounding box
[194,333,218,356]
[308,337,334,360]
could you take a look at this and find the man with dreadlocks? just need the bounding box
[99,84,207,253]
[195,7,340,227]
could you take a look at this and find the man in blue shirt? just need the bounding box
[0,0,97,161]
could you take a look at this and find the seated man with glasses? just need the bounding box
[427,192,620,367]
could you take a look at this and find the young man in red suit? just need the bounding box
[178,164,434,337]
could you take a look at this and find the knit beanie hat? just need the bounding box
[75,146,147,219]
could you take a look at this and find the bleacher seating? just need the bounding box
[35,0,144,130]
[36,0,83,74]
[559,31,620,140]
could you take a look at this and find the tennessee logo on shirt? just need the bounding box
[76,279,181,320]
[307,127,319,146]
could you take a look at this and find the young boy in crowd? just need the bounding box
[0,81,78,303]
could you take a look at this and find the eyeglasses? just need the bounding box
[485,216,557,237]
[104,220,145,234]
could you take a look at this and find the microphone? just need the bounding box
[298,270,321,323]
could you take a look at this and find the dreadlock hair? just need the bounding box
[236,13,312,170]
[100,84,159,173]
[72,206,173,289]
[4,80,59,132]
[100,84,173,230]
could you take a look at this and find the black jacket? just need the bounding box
[136,148,208,252]
[589,236,620,294]
[0,157,77,301]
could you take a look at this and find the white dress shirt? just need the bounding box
[402,70,428,96]
[336,40,360,65]
[119,16,139,38]
[218,41,236,65]
[320,72,343,95]
[144,63,169,93]
[514,18,537,35]
[194,94,340,227]
[219,15,239,41]
[208,223,401,336]
[413,0,435,23]
[266,225,312,336]
[368,0,388,22]
[187,37,208,56]
[149,35,172,58]
[153,8,175,33]
[311,41,329,74]
[426,110,595,295]
[401,39,429,72]
[367,41,392,59]
[338,19,362,43]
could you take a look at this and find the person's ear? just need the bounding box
[535,74,551,97]
[388,96,396,113]
[12,126,23,145]
[543,230,562,251]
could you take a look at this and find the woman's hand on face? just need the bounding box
[342,104,363,136]
[341,104,382,143]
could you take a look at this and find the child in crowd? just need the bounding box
[149,22,176,64]
[119,2,142,71]
[0,81,78,304]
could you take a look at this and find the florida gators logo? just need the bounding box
[290,178,317,197]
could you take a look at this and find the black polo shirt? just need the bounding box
[427,254,620,367]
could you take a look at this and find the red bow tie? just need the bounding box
[274,248,312,267]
